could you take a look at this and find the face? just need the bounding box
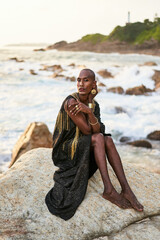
[77,70,96,95]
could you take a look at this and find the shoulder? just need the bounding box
[63,94,77,112]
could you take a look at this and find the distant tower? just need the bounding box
[128,11,130,23]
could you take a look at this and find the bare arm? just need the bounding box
[64,98,100,135]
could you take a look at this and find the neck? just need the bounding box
[77,93,89,104]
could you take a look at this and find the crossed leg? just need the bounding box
[91,133,143,211]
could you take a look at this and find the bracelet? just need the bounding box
[88,103,93,109]
[88,117,98,126]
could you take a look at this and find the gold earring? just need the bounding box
[91,89,96,94]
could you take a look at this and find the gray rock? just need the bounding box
[0,148,160,240]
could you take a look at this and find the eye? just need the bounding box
[84,79,88,82]
[77,78,80,82]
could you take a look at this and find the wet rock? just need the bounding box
[66,76,76,82]
[147,131,160,141]
[142,61,157,66]
[107,86,124,94]
[115,106,127,114]
[29,69,37,75]
[119,136,131,142]
[98,82,106,87]
[152,70,160,90]
[51,73,65,78]
[9,122,52,168]
[41,64,63,72]
[33,48,45,51]
[0,148,160,240]
[9,57,24,62]
[97,69,113,78]
[125,85,153,95]
[19,68,24,71]
[127,140,152,149]
[68,63,76,67]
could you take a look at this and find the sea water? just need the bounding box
[0,45,160,172]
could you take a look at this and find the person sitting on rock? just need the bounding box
[45,69,144,221]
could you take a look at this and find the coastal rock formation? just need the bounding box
[127,140,152,149]
[97,70,113,78]
[0,148,160,240]
[40,64,63,72]
[152,70,160,90]
[147,130,160,141]
[46,40,68,50]
[98,82,106,87]
[114,106,127,114]
[142,61,157,66]
[29,69,37,75]
[9,57,24,62]
[9,122,52,168]
[107,86,124,94]
[119,136,132,142]
[125,85,153,95]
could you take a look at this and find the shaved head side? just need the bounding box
[81,68,95,81]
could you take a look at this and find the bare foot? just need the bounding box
[121,190,144,212]
[102,189,132,209]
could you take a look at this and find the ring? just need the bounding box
[76,105,78,109]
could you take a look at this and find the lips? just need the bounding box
[79,88,85,91]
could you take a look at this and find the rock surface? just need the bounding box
[107,87,124,94]
[147,130,160,141]
[127,140,152,149]
[152,70,160,90]
[125,85,153,95]
[9,122,52,168]
[0,148,160,240]
[97,70,113,78]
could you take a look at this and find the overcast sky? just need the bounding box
[0,0,159,46]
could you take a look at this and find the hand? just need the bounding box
[69,99,92,116]
[88,81,98,102]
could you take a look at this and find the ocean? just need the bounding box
[0,45,160,172]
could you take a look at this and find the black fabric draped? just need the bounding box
[45,92,111,220]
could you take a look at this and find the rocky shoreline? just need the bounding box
[34,39,160,57]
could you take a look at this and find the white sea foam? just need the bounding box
[0,46,160,172]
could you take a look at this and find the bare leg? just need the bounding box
[104,136,143,212]
[91,133,131,209]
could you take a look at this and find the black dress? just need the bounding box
[45,92,111,220]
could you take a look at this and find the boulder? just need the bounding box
[46,41,68,50]
[142,61,157,66]
[0,148,160,240]
[41,64,63,72]
[97,70,113,78]
[66,76,76,82]
[152,70,160,90]
[51,73,65,78]
[147,131,160,141]
[119,136,131,142]
[125,85,153,95]
[33,48,45,52]
[9,122,52,168]
[68,63,76,67]
[127,140,152,149]
[98,82,106,87]
[114,106,127,114]
[9,57,24,62]
[29,69,37,75]
[107,87,124,94]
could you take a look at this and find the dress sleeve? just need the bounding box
[94,101,105,134]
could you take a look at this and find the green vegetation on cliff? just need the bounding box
[81,18,160,45]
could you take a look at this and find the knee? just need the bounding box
[105,136,114,148]
[91,133,105,146]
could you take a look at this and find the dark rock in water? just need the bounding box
[152,70,160,90]
[41,64,63,72]
[9,57,24,62]
[98,82,106,87]
[125,85,153,95]
[142,62,157,66]
[30,69,37,75]
[19,68,24,71]
[127,140,152,149]
[107,87,124,94]
[51,73,65,78]
[68,63,76,67]
[46,41,68,50]
[147,131,160,141]
[120,136,131,142]
[33,48,45,51]
[115,106,127,114]
[66,76,76,82]
[97,69,113,78]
